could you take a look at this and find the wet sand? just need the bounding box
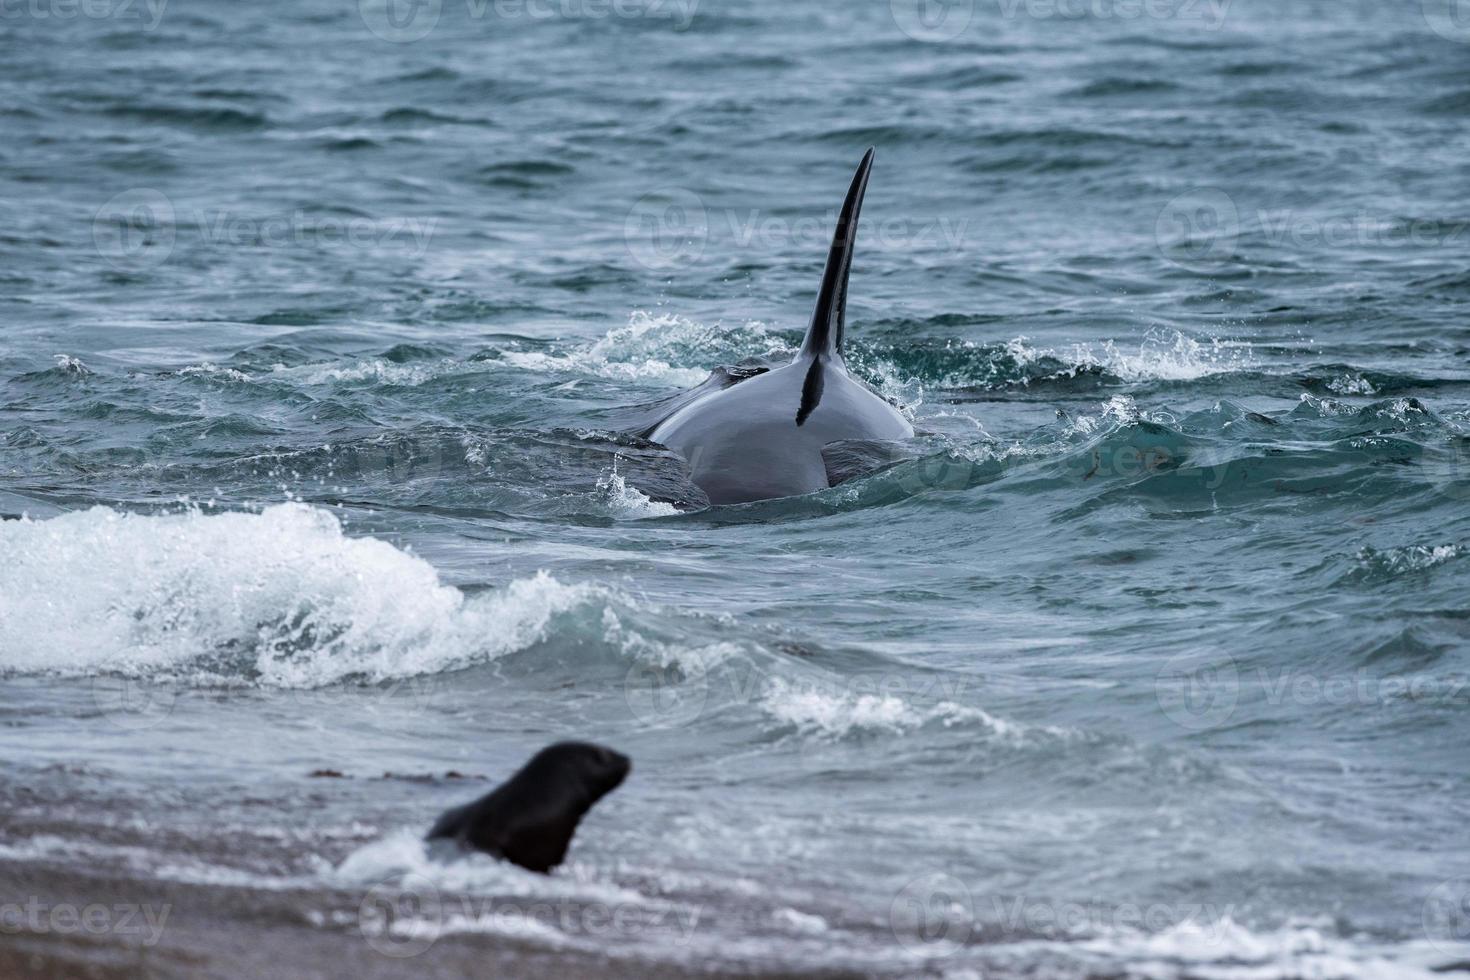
[0,861,863,980]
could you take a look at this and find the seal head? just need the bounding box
[426,741,630,873]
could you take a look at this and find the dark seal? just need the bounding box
[425,741,630,873]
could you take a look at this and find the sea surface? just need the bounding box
[2,0,1470,975]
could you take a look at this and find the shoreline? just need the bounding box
[0,860,864,980]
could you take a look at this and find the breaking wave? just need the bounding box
[0,503,609,686]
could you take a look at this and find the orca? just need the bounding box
[426,742,629,874]
[646,148,913,504]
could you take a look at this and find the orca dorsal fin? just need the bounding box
[798,147,874,362]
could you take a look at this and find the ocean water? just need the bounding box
[3,0,1470,975]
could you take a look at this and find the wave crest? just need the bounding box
[0,504,607,687]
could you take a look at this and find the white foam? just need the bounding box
[204,312,778,392]
[857,356,923,419]
[999,331,1252,386]
[773,907,828,934]
[1328,373,1378,396]
[759,678,1031,741]
[0,834,314,891]
[334,828,645,906]
[593,466,680,519]
[1056,394,1180,442]
[335,831,709,955]
[1089,331,1250,383]
[1354,543,1462,576]
[587,310,784,374]
[601,608,738,675]
[178,362,252,383]
[1296,392,1352,417]
[497,348,707,387]
[0,503,604,686]
[52,353,92,375]
[389,908,573,947]
[0,834,149,865]
[1075,916,1458,980]
[275,357,485,387]
[497,311,789,388]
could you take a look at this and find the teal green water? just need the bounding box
[2,0,1469,974]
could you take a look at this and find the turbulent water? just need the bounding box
[3,0,1470,975]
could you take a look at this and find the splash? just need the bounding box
[1350,544,1462,581]
[1083,330,1252,383]
[51,354,92,375]
[334,829,644,903]
[1074,915,1455,980]
[593,463,680,519]
[759,677,1037,741]
[179,362,252,383]
[498,311,791,388]
[274,357,486,387]
[1327,373,1378,396]
[0,503,607,686]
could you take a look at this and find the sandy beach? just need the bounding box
[0,859,867,980]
